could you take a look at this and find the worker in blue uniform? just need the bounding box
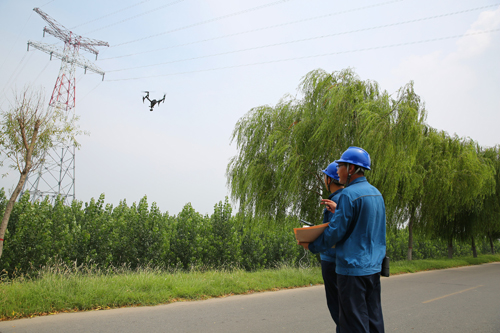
[299,147,386,333]
[319,162,344,331]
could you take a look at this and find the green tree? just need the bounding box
[227,68,428,232]
[227,68,383,222]
[0,86,82,259]
[358,82,428,260]
[478,146,500,254]
[419,135,495,258]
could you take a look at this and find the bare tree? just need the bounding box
[0,86,82,258]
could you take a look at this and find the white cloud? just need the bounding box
[456,6,500,58]
[388,6,500,146]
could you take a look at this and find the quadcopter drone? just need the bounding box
[142,91,166,111]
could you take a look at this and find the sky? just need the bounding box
[0,0,499,215]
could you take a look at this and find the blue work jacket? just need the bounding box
[320,188,343,262]
[309,177,386,276]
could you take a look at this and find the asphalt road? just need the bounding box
[1,262,499,333]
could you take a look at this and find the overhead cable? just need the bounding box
[79,81,102,103]
[33,60,51,84]
[84,0,185,35]
[39,0,56,7]
[0,52,32,101]
[107,4,500,73]
[106,28,500,81]
[71,0,153,30]
[0,12,33,74]
[111,0,295,47]
[100,0,406,60]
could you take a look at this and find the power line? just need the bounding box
[0,12,33,74]
[33,60,51,84]
[111,0,295,47]
[83,0,185,35]
[106,28,500,81]
[39,0,56,7]
[70,0,153,30]
[79,81,102,103]
[0,52,33,107]
[0,52,32,99]
[107,4,500,73]
[99,0,406,61]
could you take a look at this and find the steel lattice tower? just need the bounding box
[21,7,108,203]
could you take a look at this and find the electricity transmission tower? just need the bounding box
[21,7,108,203]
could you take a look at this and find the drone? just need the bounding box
[142,91,166,111]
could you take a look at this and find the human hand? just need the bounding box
[297,242,309,250]
[320,199,337,213]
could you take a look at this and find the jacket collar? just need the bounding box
[346,176,367,187]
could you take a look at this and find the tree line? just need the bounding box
[227,68,500,260]
[1,191,498,277]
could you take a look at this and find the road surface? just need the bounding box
[1,262,499,332]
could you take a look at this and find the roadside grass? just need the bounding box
[390,254,500,274]
[1,254,499,321]
[0,264,324,321]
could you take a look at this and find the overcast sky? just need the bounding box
[0,0,499,215]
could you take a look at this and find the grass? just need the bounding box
[390,254,500,274]
[1,254,499,321]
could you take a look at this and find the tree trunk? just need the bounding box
[447,237,453,259]
[0,116,40,258]
[0,172,29,258]
[471,236,477,258]
[488,233,495,254]
[407,209,415,261]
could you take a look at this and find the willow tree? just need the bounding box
[356,81,429,260]
[419,134,495,258]
[227,68,385,222]
[0,86,82,259]
[227,68,429,227]
[478,146,500,254]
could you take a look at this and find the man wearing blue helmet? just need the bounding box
[319,162,344,331]
[299,147,386,333]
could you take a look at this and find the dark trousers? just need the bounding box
[321,260,340,333]
[338,273,384,333]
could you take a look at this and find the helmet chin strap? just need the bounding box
[345,163,362,186]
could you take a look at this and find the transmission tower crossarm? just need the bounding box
[28,41,106,78]
[33,7,69,39]
[33,7,109,59]
[78,37,110,59]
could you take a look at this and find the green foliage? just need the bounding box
[227,68,382,222]
[478,146,500,249]
[1,191,498,278]
[227,68,498,258]
[0,87,84,174]
[0,194,310,276]
[385,226,497,261]
[227,69,431,226]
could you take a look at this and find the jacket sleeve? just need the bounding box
[309,193,353,254]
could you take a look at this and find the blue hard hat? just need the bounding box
[335,146,371,170]
[322,162,340,182]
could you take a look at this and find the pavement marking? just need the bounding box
[422,285,483,304]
